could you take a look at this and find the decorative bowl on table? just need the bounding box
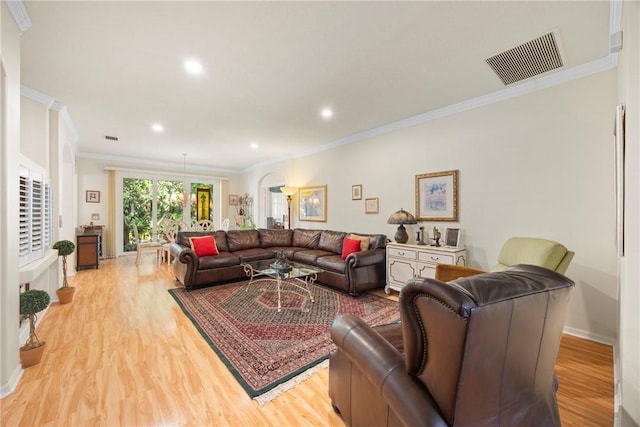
[271,261,292,274]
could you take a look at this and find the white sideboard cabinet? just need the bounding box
[385,242,467,294]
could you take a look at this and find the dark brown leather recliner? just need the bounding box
[329,264,574,427]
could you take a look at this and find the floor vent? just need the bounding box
[105,135,119,141]
[485,31,564,85]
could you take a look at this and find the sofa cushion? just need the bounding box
[350,232,387,250]
[234,248,274,263]
[189,235,219,257]
[292,229,321,249]
[348,233,371,251]
[227,230,261,252]
[259,228,293,248]
[316,255,346,273]
[198,252,240,269]
[319,230,348,254]
[178,231,229,253]
[294,249,334,265]
[341,238,362,259]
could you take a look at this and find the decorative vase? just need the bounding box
[20,342,46,368]
[56,287,76,304]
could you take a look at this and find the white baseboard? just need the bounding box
[563,326,616,346]
[0,364,24,398]
[564,326,620,427]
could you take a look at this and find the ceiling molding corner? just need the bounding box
[6,1,32,32]
[21,85,54,107]
[59,107,80,143]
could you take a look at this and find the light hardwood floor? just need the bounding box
[1,256,614,426]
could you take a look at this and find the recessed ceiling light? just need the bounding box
[151,123,164,133]
[250,142,259,150]
[321,108,333,119]
[184,59,203,76]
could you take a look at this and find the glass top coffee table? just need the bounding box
[241,258,323,312]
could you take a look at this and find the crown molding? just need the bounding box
[243,53,618,174]
[21,86,80,143]
[6,0,32,32]
[20,85,55,108]
[78,152,238,176]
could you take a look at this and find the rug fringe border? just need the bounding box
[253,359,330,407]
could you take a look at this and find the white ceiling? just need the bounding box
[19,1,613,173]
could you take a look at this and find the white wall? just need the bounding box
[0,1,24,397]
[246,70,619,342]
[617,1,640,425]
[20,96,48,168]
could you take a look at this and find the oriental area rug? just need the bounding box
[168,279,399,405]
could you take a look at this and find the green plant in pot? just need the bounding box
[19,289,51,367]
[52,239,76,304]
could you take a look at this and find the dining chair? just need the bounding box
[130,219,163,266]
[160,220,179,264]
[197,220,213,231]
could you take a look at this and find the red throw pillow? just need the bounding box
[342,237,362,259]
[189,236,219,257]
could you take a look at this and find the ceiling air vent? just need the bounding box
[485,31,564,85]
[105,135,118,141]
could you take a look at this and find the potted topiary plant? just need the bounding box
[19,289,51,367]
[52,239,76,304]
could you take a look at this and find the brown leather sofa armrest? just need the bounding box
[170,242,185,257]
[171,243,198,288]
[434,263,486,282]
[331,314,404,385]
[331,314,447,427]
[346,248,385,268]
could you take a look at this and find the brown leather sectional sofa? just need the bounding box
[170,228,387,295]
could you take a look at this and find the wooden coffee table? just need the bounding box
[241,259,322,312]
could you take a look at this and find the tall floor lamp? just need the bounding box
[280,186,298,229]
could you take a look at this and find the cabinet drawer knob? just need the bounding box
[430,256,439,261]
[399,251,405,256]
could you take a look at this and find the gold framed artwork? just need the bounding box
[299,185,327,222]
[352,184,362,200]
[86,190,100,203]
[196,188,211,220]
[365,197,379,214]
[415,170,459,221]
[229,194,239,206]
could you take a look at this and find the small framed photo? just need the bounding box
[365,197,379,214]
[229,194,239,206]
[444,228,461,248]
[86,190,100,203]
[352,184,362,200]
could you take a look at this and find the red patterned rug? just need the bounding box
[168,279,399,405]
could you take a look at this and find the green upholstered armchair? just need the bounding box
[435,237,574,282]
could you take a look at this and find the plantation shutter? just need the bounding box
[44,183,52,248]
[31,177,43,254]
[19,168,30,262]
[19,165,52,267]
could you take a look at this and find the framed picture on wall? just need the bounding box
[415,170,459,221]
[365,197,379,214]
[352,184,362,200]
[299,185,327,222]
[229,194,239,206]
[86,190,100,203]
